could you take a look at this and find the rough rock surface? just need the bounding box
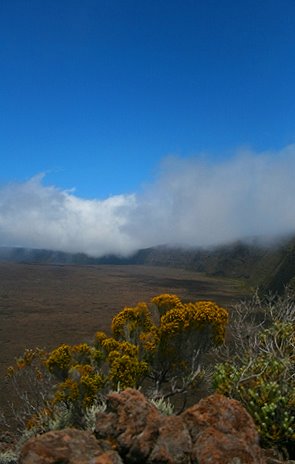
[95,388,265,464]
[182,393,264,463]
[20,388,266,464]
[19,428,123,464]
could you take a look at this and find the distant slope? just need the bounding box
[133,237,295,293]
[1,235,295,294]
[255,236,295,294]
[0,247,130,265]
[134,242,266,279]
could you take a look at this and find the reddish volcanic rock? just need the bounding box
[19,428,123,464]
[96,389,266,464]
[182,393,265,463]
[148,415,192,464]
[19,389,267,464]
[95,389,162,462]
[95,389,265,464]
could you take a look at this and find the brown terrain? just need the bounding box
[0,262,246,414]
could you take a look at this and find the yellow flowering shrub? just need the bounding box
[7,293,228,428]
[44,342,105,417]
[147,300,227,384]
[46,343,103,382]
[110,294,228,395]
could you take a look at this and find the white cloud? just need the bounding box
[127,145,295,248]
[0,174,139,256]
[1,145,295,256]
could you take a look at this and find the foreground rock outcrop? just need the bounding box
[19,428,123,464]
[20,388,266,464]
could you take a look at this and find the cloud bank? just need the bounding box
[1,146,295,256]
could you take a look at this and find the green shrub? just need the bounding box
[213,320,295,451]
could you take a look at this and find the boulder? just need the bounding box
[147,415,191,464]
[181,393,265,464]
[19,428,123,464]
[95,389,162,462]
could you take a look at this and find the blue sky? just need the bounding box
[1,1,295,255]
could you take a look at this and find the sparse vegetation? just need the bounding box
[0,449,18,464]
[213,291,295,456]
[1,263,295,460]
[4,294,227,433]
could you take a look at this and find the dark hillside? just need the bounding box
[143,242,266,278]
[257,236,295,294]
[132,237,295,292]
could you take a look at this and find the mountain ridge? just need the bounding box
[1,235,295,294]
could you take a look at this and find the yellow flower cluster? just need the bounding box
[101,337,121,353]
[192,300,228,344]
[71,343,101,367]
[79,371,104,408]
[108,352,149,389]
[54,378,79,404]
[111,302,153,341]
[117,340,139,357]
[160,304,189,334]
[71,342,91,356]
[151,294,181,314]
[159,300,228,344]
[100,337,139,357]
[95,331,108,345]
[46,344,72,380]
[54,363,104,408]
[193,300,228,322]
[46,342,103,381]
[69,363,94,379]
[139,327,160,352]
